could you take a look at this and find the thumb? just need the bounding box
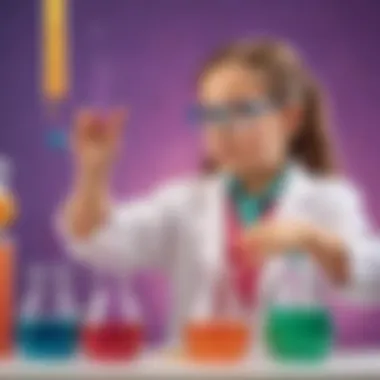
[241,225,268,252]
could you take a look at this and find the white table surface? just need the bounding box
[0,351,380,379]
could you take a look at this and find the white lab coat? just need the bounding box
[60,163,379,342]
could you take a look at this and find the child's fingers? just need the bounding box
[75,108,110,143]
[75,108,96,133]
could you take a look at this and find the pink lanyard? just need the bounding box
[214,200,274,316]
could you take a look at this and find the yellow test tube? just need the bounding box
[41,0,70,103]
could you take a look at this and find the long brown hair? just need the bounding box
[199,39,336,175]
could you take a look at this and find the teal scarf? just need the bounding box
[227,169,287,226]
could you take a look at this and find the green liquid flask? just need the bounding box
[263,254,333,362]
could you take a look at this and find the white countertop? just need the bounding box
[0,351,380,379]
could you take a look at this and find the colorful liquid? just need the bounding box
[183,320,250,363]
[265,306,333,362]
[16,318,79,360]
[0,239,13,356]
[0,192,17,228]
[82,323,144,361]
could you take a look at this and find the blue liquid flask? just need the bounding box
[17,265,79,360]
[263,254,333,362]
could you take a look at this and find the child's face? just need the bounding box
[198,63,299,176]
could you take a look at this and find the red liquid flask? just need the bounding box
[82,275,144,361]
[83,323,143,360]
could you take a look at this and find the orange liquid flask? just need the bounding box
[184,320,249,363]
[0,235,14,356]
[0,157,16,356]
[183,270,251,363]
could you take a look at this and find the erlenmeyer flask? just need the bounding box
[183,266,251,363]
[82,274,144,361]
[133,272,169,347]
[17,265,79,360]
[263,254,333,362]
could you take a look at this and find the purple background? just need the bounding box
[1,0,380,347]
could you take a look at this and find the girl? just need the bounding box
[60,39,377,343]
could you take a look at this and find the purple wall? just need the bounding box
[1,0,380,347]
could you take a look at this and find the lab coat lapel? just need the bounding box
[198,176,226,294]
[195,164,311,317]
[199,164,310,271]
[272,163,311,219]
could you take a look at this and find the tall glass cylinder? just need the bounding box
[0,157,16,357]
[0,233,14,356]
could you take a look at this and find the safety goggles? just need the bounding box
[187,98,279,129]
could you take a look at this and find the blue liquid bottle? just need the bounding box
[17,265,79,360]
[263,254,333,362]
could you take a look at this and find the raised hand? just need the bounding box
[72,108,127,176]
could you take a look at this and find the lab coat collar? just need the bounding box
[199,162,311,281]
[209,161,311,215]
